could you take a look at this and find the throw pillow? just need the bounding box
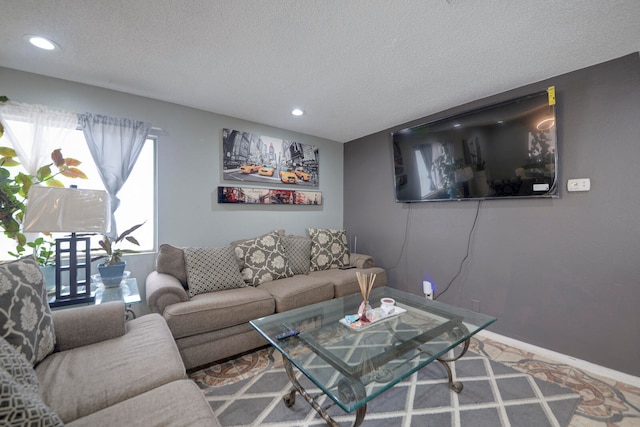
[234,232,293,285]
[281,235,311,275]
[0,336,39,394]
[156,243,188,289]
[231,229,286,270]
[308,228,350,271]
[0,368,63,426]
[183,246,246,297]
[0,256,56,365]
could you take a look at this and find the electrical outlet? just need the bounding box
[567,178,590,192]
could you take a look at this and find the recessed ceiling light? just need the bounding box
[26,35,59,51]
[291,108,304,116]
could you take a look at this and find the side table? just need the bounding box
[49,276,141,320]
[93,278,141,319]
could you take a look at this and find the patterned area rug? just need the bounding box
[191,340,582,426]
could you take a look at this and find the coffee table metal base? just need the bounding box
[281,338,471,426]
[282,358,367,427]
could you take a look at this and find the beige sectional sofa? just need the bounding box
[38,303,219,426]
[0,255,218,426]
[146,229,387,370]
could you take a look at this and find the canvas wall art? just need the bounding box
[222,128,319,187]
[218,186,322,205]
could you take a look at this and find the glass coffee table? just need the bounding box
[250,286,497,427]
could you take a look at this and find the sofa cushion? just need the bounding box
[36,313,186,423]
[309,267,387,298]
[0,256,56,365]
[234,232,293,285]
[67,380,219,427]
[308,228,350,271]
[281,235,312,275]
[163,287,275,339]
[184,246,246,297]
[156,243,188,289]
[257,275,334,312]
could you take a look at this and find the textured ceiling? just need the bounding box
[1,0,638,142]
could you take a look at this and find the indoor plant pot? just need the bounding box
[92,222,144,288]
[98,261,127,287]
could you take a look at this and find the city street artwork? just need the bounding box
[222,128,319,186]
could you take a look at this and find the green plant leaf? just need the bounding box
[46,179,64,188]
[36,165,52,181]
[0,147,16,157]
[0,157,19,167]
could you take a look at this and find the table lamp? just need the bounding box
[23,186,110,307]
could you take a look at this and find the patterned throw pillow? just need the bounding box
[0,336,39,393]
[234,232,293,285]
[183,246,246,297]
[0,368,63,426]
[281,235,312,275]
[0,256,56,365]
[308,228,350,271]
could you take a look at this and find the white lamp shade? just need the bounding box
[23,186,110,233]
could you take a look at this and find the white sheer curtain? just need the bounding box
[79,113,151,239]
[0,101,78,175]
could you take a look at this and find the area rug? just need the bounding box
[191,344,581,427]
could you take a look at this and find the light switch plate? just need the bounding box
[567,178,590,192]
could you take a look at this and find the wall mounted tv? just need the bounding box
[392,88,558,202]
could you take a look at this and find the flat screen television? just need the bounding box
[391,89,558,202]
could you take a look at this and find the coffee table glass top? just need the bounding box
[250,286,496,413]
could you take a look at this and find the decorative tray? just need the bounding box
[339,306,407,332]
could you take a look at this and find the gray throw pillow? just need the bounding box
[0,368,63,426]
[308,228,350,271]
[281,235,311,275]
[156,243,188,289]
[234,232,293,285]
[0,336,39,393]
[183,246,246,297]
[0,256,56,365]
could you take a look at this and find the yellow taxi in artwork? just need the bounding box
[258,165,275,176]
[294,167,311,181]
[279,167,298,184]
[240,163,260,174]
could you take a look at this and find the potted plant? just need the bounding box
[27,236,56,292]
[92,222,144,287]
[1,98,87,263]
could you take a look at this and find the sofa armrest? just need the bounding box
[146,271,189,314]
[350,253,376,269]
[52,301,125,352]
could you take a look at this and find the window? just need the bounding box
[0,124,155,260]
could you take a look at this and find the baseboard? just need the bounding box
[477,330,640,388]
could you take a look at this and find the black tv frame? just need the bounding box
[391,89,558,203]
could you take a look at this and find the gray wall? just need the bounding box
[0,67,344,314]
[344,53,640,376]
